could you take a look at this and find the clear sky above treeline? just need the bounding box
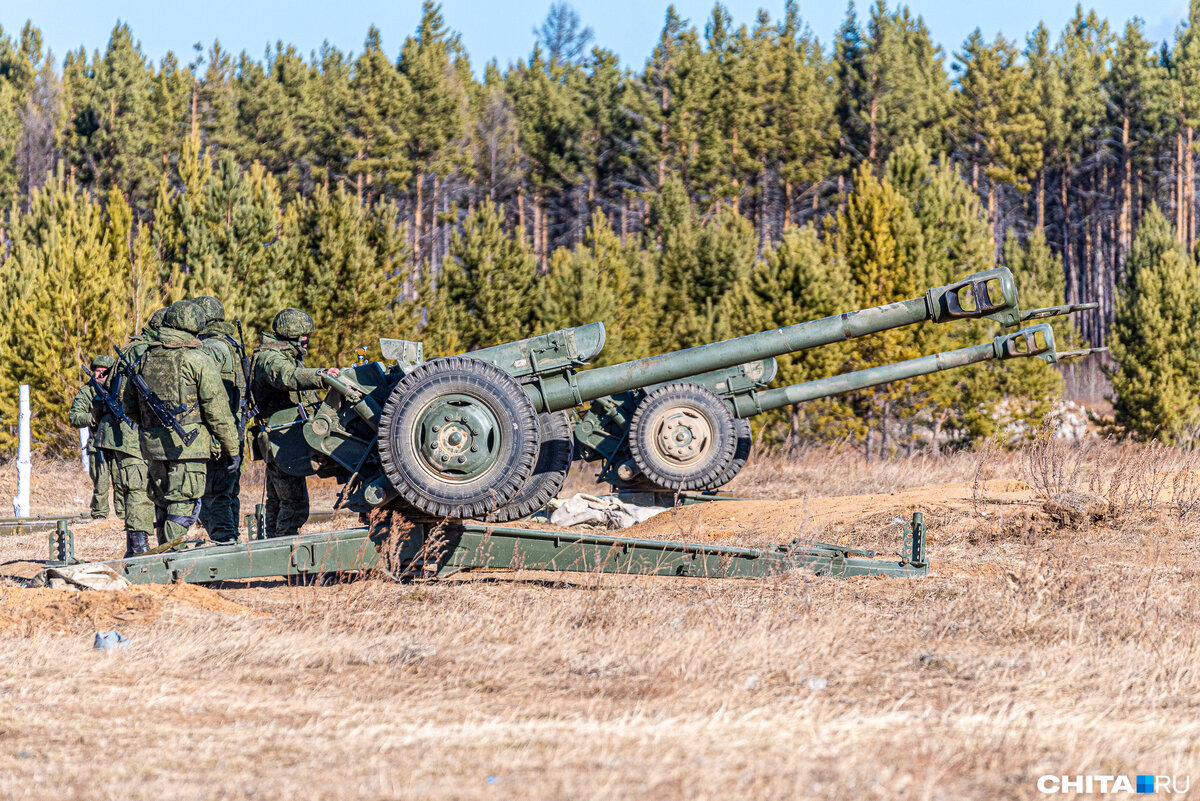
[0,0,1188,70]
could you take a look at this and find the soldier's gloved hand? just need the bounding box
[226,450,242,475]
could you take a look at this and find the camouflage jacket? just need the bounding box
[70,376,140,457]
[122,327,240,461]
[69,384,99,453]
[251,334,325,419]
[199,320,245,418]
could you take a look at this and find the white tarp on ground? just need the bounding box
[30,563,131,591]
[547,494,670,530]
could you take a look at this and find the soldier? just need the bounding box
[193,296,246,543]
[122,301,240,547]
[128,307,169,363]
[251,308,339,538]
[70,355,120,519]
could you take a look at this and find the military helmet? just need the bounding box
[147,307,169,331]
[272,308,315,340]
[91,354,116,370]
[194,296,225,323]
[164,300,206,334]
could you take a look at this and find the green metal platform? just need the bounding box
[84,512,928,585]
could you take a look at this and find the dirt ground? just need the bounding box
[0,444,1198,799]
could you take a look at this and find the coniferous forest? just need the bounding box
[1,0,1198,455]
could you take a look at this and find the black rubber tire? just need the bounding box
[376,356,539,518]
[627,383,738,491]
[692,416,752,491]
[487,411,574,523]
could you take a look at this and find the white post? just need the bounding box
[78,428,90,471]
[14,384,30,518]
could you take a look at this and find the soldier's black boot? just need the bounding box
[124,532,150,559]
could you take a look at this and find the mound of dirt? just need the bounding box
[0,583,266,633]
[611,480,1041,549]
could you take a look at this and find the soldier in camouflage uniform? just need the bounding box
[127,307,169,363]
[193,296,246,543]
[122,301,240,546]
[251,308,339,538]
[72,355,156,556]
[70,355,119,519]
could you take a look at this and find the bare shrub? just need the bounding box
[1020,420,1092,499]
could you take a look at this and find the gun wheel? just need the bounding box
[487,411,574,523]
[376,356,540,519]
[691,416,752,491]
[627,383,738,491]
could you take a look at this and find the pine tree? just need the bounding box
[153,141,288,333]
[1107,20,1169,262]
[537,211,656,364]
[952,29,1044,245]
[642,6,705,187]
[0,170,145,452]
[348,28,413,201]
[61,24,161,209]
[835,0,950,167]
[718,225,860,445]
[440,201,538,347]
[399,2,471,267]
[1109,204,1200,442]
[646,177,756,350]
[828,161,924,457]
[777,1,840,228]
[286,185,407,364]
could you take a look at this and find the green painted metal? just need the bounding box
[728,324,1058,417]
[518,267,1022,414]
[109,510,928,585]
[1,513,88,538]
[46,520,80,566]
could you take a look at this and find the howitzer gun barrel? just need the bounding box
[528,267,1020,413]
[728,324,1056,418]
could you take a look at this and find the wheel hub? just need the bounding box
[416,395,500,481]
[652,406,711,465]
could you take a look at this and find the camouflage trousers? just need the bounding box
[148,459,207,545]
[107,451,152,539]
[264,461,309,539]
[88,450,122,518]
[199,454,242,542]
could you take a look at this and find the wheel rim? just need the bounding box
[649,404,712,467]
[412,393,502,483]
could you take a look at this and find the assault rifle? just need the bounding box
[234,320,256,426]
[81,364,137,431]
[112,342,198,446]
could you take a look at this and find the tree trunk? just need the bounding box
[1119,114,1132,260]
[1062,154,1072,303]
[431,174,440,270]
[1037,170,1045,229]
[414,170,424,265]
[1189,127,1197,247]
[517,184,526,242]
[1177,128,1186,241]
[783,181,793,231]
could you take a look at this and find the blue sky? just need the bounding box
[0,0,1189,71]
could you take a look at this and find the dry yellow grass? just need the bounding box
[1,443,1198,800]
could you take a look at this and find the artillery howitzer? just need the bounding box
[278,266,1094,521]
[79,265,1098,587]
